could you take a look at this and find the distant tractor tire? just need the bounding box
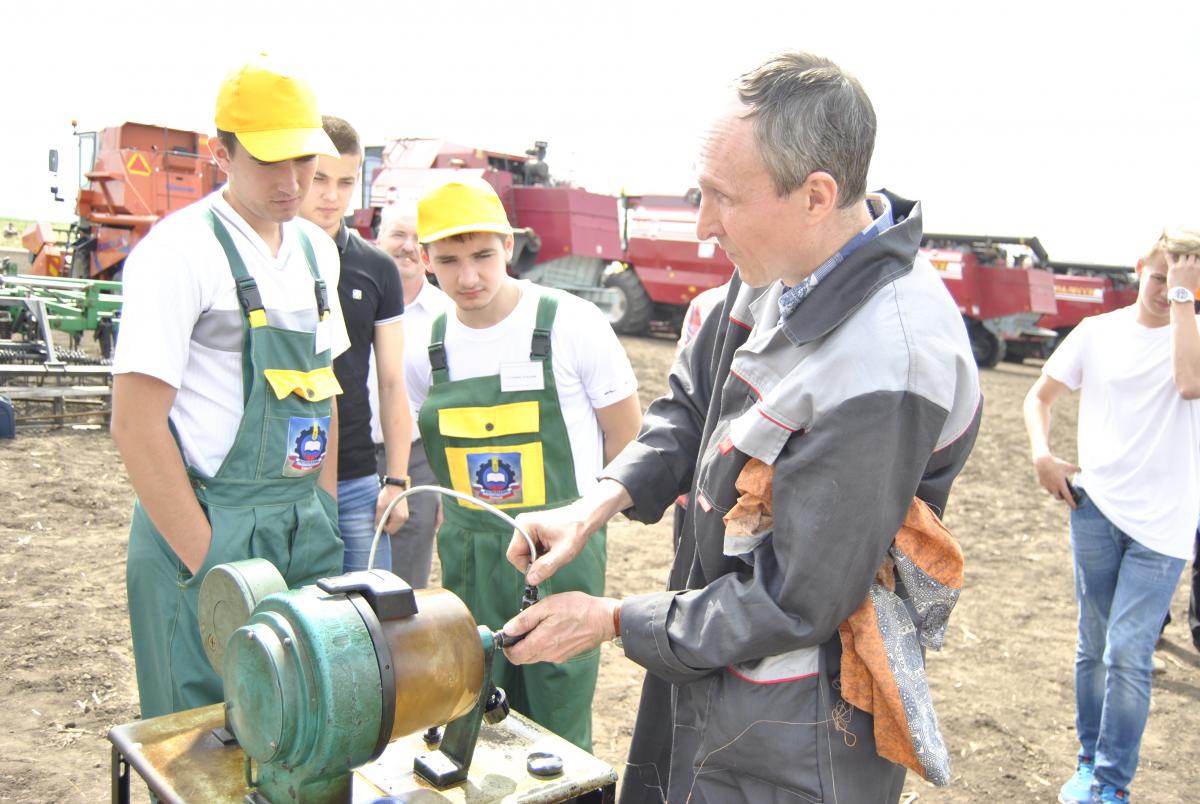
[70,243,94,279]
[604,268,652,335]
[968,320,1005,368]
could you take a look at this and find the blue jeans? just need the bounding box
[337,474,391,573]
[1070,494,1185,792]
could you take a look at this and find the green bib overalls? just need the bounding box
[417,294,605,751]
[126,212,344,719]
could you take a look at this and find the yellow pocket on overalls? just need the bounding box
[264,367,342,402]
[438,401,546,509]
[263,368,342,478]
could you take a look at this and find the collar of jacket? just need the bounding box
[780,190,922,347]
[334,221,351,254]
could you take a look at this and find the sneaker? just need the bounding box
[1058,758,1094,804]
[1151,654,1167,675]
[1092,784,1130,802]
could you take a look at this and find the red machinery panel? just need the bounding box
[623,196,733,306]
[512,186,623,263]
[921,247,1056,319]
[977,265,1056,320]
[1040,275,1138,331]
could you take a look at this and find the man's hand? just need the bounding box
[507,478,632,585]
[1166,252,1200,293]
[509,500,595,586]
[376,484,410,533]
[1033,452,1081,508]
[501,592,619,665]
[111,372,213,575]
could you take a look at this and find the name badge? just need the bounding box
[500,361,544,392]
[314,319,331,355]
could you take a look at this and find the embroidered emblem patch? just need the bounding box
[467,452,523,504]
[283,416,331,476]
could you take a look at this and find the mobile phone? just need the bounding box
[1064,478,1084,505]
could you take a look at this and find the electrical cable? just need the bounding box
[366,485,537,578]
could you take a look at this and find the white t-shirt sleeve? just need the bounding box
[565,296,639,409]
[111,229,206,388]
[1043,320,1088,391]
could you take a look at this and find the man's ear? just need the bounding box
[419,244,431,269]
[801,171,839,223]
[503,233,515,263]
[1135,258,1144,277]
[208,135,232,172]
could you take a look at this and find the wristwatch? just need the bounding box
[1168,286,1195,304]
[380,475,411,490]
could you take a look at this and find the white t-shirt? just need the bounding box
[406,281,638,496]
[113,190,350,477]
[1043,305,1200,558]
[367,277,452,444]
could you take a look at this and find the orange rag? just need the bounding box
[724,459,964,780]
[837,497,962,779]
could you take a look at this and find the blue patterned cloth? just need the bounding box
[778,193,894,320]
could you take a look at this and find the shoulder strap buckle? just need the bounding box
[530,329,551,360]
[530,294,558,361]
[428,342,448,373]
[235,275,266,326]
[314,278,330,320]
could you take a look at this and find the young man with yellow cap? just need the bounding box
[111,58,350,718]
[407,179,642,750]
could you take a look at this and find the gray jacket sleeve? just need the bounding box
[601,285,733,522]
[620,388,961,686]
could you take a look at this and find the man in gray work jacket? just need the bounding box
[500,51,983,803]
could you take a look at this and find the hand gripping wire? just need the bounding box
[367,486,540,641]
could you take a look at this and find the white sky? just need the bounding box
[6,0,1198,264]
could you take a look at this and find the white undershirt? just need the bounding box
[1044,305,1200,558]
[406,281,638,495]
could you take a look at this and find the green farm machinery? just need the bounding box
[0,268,120,369]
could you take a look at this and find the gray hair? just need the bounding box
[736,52,876,208]
[378,200,417,233]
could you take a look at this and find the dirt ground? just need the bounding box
[1,334,1197,803]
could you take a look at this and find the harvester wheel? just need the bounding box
[968,320,1005,368]
[603,268,652,335]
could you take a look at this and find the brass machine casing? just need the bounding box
[381,587,484,737]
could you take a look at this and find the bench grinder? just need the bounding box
[199,528,527,804]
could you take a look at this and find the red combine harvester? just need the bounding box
[355,139,733,334]
[1039,262,1138,338]
[26,122,224,279]
[919,233,1058,367]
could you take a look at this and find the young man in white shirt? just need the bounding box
[299,116,411,573]
[372,201,450,586]
[1024,228,1200,804]
[111,58,349,718]
[407,179,641,750]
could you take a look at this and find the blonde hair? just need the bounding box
[1148,227,1200,260]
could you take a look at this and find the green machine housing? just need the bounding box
[198,560,510,803]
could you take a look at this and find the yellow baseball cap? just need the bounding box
[214,57,338,162]
[417,180,514,244]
